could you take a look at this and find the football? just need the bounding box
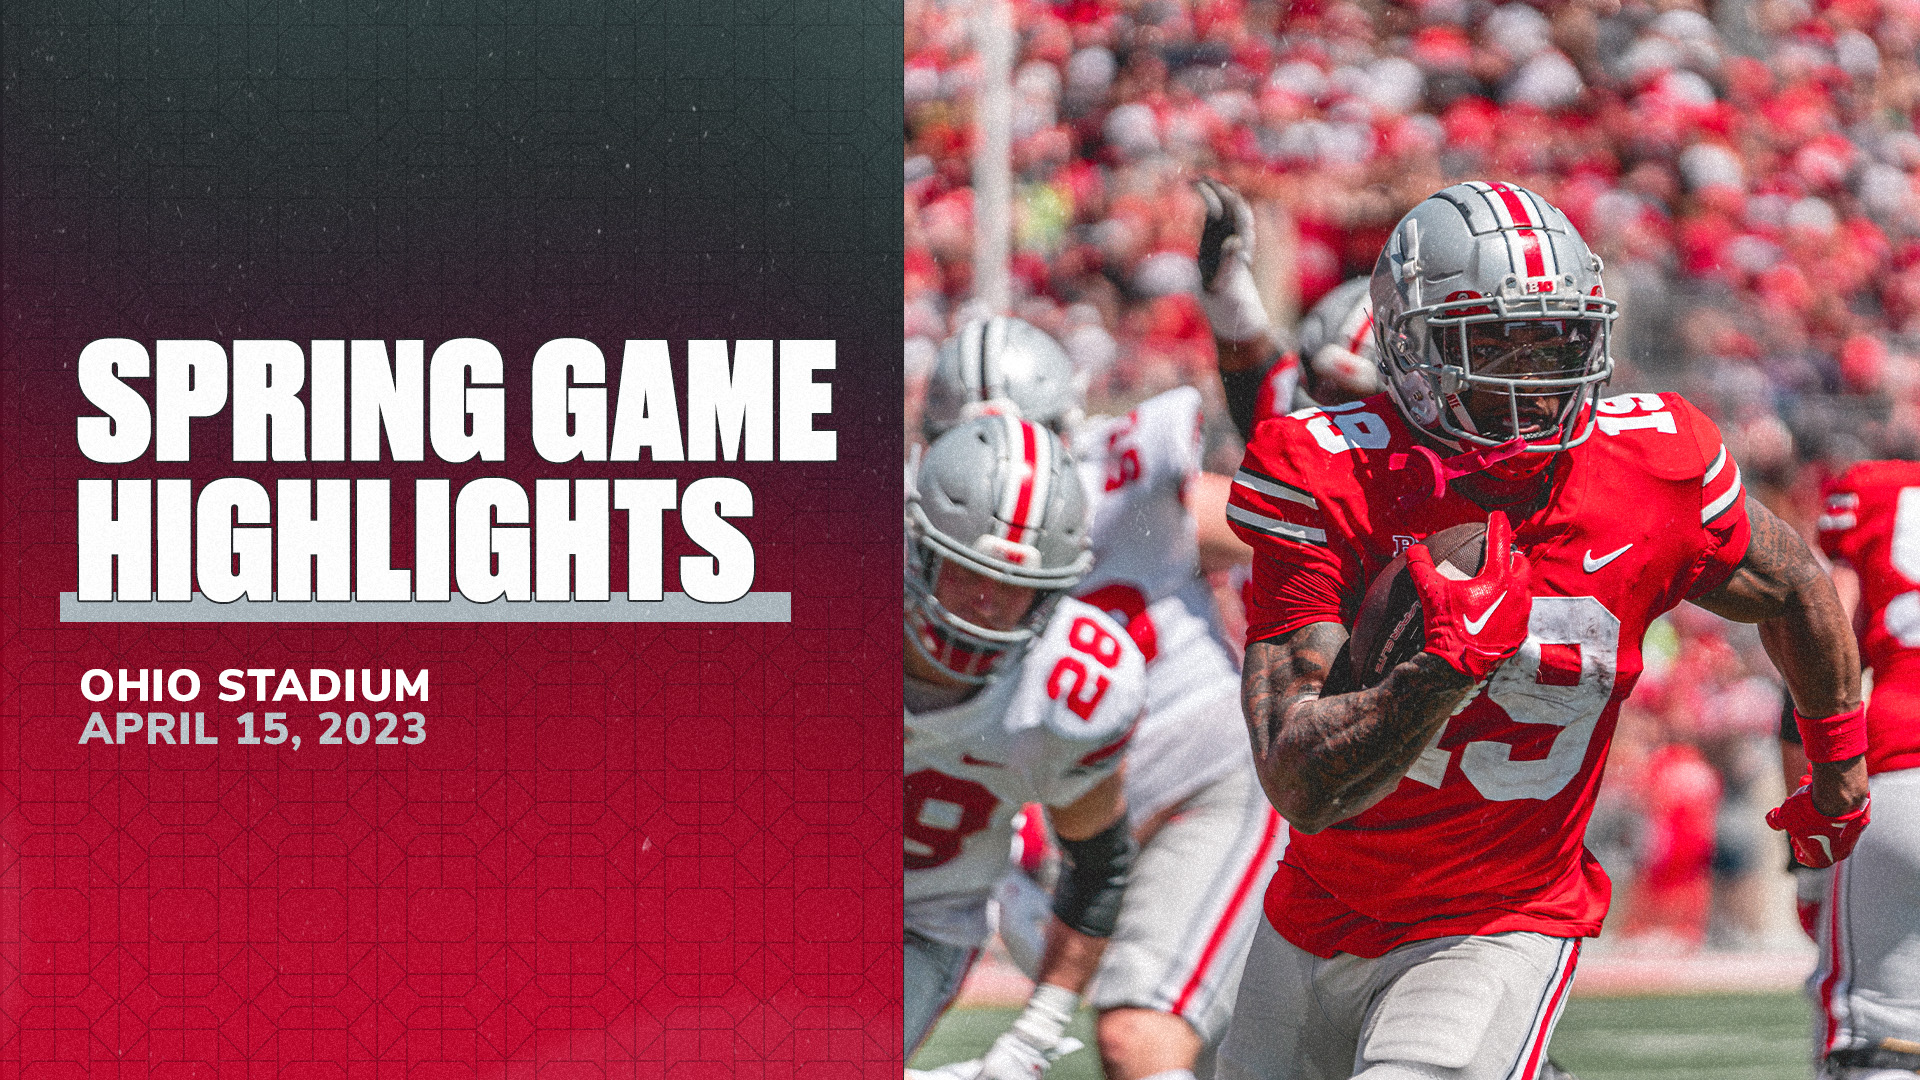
[1348,522,1489,687]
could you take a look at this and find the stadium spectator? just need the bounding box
[907,0,1920,467]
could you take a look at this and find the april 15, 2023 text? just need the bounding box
[78,709,428,749]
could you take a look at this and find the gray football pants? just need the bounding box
[905,929,977,1059]
[1216,921,1579,1080]
[1810,767,1920,1076]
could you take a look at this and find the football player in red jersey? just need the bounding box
[1805,463,1920,1078]
[1205,181,1871,1080]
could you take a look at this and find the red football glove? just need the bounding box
[1405,511,1533,682]
[1767,779,1871,870]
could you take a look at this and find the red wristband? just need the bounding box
[1795,705,1868,763]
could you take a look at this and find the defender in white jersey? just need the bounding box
[1071,386,1283,1080]
[921,316,1277,1080]
[906,415,1148,1075]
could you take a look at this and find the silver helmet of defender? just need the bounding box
[907,414,1093,683]
[923,316,1082,441]
[1370,181,1617,452]
[1296,276,1381,403]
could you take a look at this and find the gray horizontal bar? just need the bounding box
[61,592,791,623]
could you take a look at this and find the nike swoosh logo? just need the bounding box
[1463,594,1505,635]
[1583,544,1633,572]
[961,753,1005,768]
[1808,834,1834,862]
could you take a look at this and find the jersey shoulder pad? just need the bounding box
[1005,599,1145,752]
[1130,385,1205,482]
[1669,394,1748,526]
[1817,480,1862,558]
[1831,459,1920,497]
[1229,398,1399,553]
[1242,394,1402,493]
[1588,391,1721,481]
[1136,384,1204,427]
[1252,355,1302,428]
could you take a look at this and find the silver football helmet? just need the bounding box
[1370,181,1617,453]
[922,316,1082,441]
[1297,276,1381,404]
[907,414,1093,683]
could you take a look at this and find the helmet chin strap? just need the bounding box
[1389,437,1528,502]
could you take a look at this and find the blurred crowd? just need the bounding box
[902,0,1907,949]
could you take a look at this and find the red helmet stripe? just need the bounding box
[1489,182,1535,226]
[1347,309,1374,355]
[1005,418,1042,544]
[1489,183,1547,277]
[1518,232,1545,278]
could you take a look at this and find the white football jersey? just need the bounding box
[1073,386,1245,820]
[904,598,1146,949]
[1074,387,1207,603]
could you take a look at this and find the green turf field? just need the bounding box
[911,993,1814,1080]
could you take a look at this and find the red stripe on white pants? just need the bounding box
[1819,862,1847,1052]
[1517,940,1580,1080]
[1170,808,1281,1016]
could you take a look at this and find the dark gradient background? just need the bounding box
[2,1,903,1075]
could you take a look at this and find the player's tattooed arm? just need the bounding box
[1692,497,1868,816]
[1242,622,1478,833]
[1691,497,1859,710]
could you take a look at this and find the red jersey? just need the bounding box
[1227,391,1750,958]
[1817,460,1920,774]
